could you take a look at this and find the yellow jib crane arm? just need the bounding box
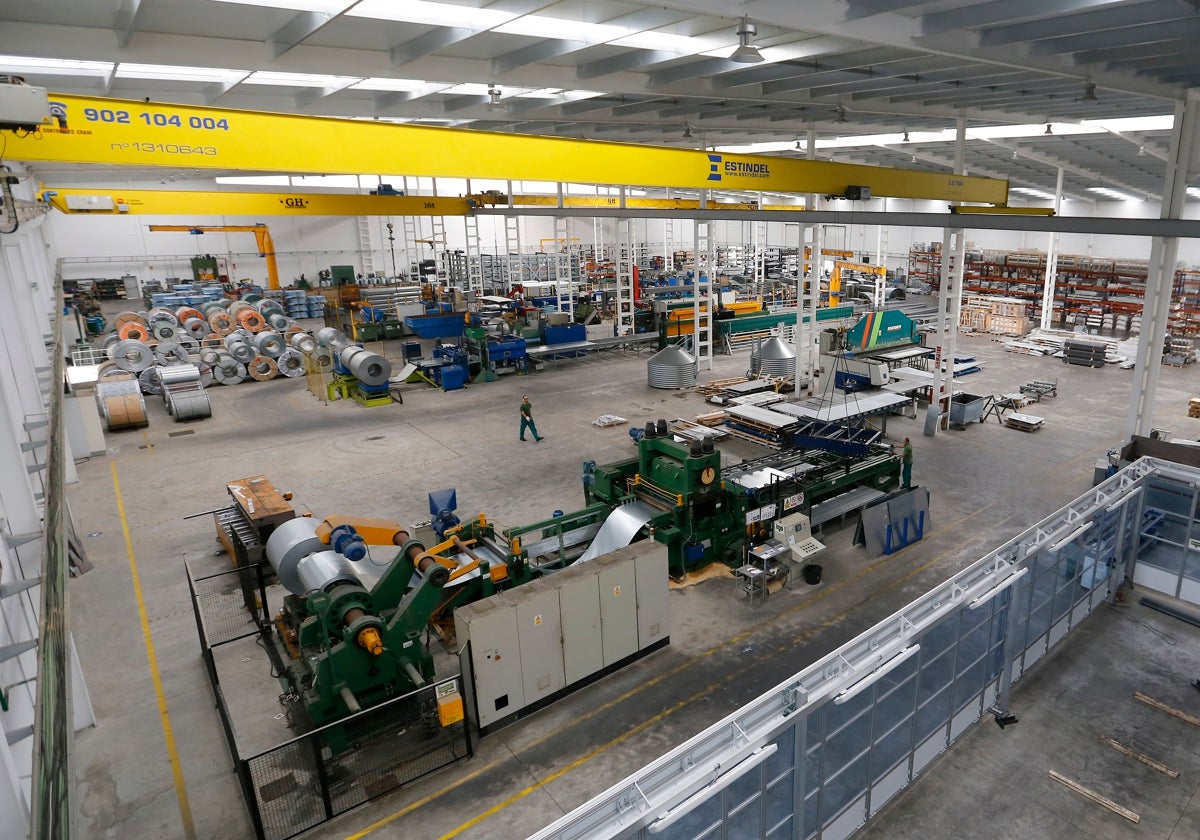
[148,224,280,290]
[11,94,1009,204]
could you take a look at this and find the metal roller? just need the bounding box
[290,333,317,354]
[296,551,363,595]
[208,311,235,336]
[253,331,285,358]
[315,327,348,348]
[118,321,150,342]
[168,389,211,422]
[247,356,279,381]
[109,339,155,372]
[266,518,328,595]
[211,357,247,385]
[148,307,179,326]
[183,317,211,340]
[153,341,190,366]
[339,345,391,387]
[275,348,305,377]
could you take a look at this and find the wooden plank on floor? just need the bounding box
[1134,691,1200,728]
[1047,771,1140,824]
[1101,737,1180,778]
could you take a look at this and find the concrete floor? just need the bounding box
[67,311,1200,840]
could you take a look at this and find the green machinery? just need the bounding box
[190,254,220,284]
[266,515,449,751]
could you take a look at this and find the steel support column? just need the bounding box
[1126,95,1200,439]
[1039,168,1065,331]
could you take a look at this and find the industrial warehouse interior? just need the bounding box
[4,1,1200,839]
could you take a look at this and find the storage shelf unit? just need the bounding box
[908,246,1200,335]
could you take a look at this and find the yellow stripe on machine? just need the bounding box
[13,94,1009,204]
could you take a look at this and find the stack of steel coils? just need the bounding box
[159,363,212,422]
[95,372,149,431]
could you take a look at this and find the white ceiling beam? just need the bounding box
[1103,129,1170,162]
[268,11,341,60]
[919,0,1119,36]
[577,50,682,80]
[980,138,1150,196]
[113,0,143,48]
[492,39,591,76]
[390,27,478,67]
[977,0,1193,47]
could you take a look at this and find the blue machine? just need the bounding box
[543,323,586,345]
[428,488,460,540]
[432,345,469,391]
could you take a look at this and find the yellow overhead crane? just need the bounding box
[10,93,1010,205]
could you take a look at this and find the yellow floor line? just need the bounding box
[351,453,1104,839]
[111,462,196,840]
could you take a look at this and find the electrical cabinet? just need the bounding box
[456,541,670,732]
[454,592,525,729]
[514,576,565,705]
[559,570,604,685]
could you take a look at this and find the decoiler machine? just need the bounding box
[238,425,899,748]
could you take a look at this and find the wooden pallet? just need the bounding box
[1006,412,1045,432]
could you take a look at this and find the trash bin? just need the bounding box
[803,564,823,585]
[949,393,987,429]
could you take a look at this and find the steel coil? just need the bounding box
[198,349,221,366]
[290,333,317,354]
[284,324,306,339]
[175,306,204,324]
[182,317,211,340]
[238,310,267,333]
[200,300,228,317]
[256,298,284,317]
[118,322,149,342]
[247,356,279,381]
[100,332,122,350]
[211,357,247,385]
[275,348,305,377]
[138,367,162,395]
[208,311,235,335]
[253,331,285,358]
[312,345,333,369]
[265,518,326,595]
[109,339,155,372]
[147,307,179,326]
[153,341,190,366]
[228,300,254,317]
[339,345,391,387]
[196,363,214,388]
[267,312,291,331]
[102,393,148,431]
[113,311,146,330]
[223,335,255,363]
[168,389,211,422]
[149,321,180,342]
[96,373,141,400]
[315,327,348,348]
[159,363,201,386]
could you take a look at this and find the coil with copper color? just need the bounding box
[238,309,267,333]
[118,321,149,342]
[208,311,236,336]
[247,356,279,381]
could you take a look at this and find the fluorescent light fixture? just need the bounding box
[1188,187,1200,198]
[968,123,1104,140]
[968,567,1029,610]
[291,175,359,188]
[352,77,441,93]
[1082,115,1174,133]
[244,70,361,89]
[647,744,778,835]
[215,175,291,186]
[496,16,627,41]
[348,0,517,28]
[210,0,352,12]
[0,55,113,76]
[833,645,921,704]
[1089,186,1135,201]
[1011,187,1057,200]
[115,63,248,83]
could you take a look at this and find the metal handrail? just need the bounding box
[30,275,74,838]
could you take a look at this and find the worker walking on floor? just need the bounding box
[902,437,913,488]
[520,394,544,442]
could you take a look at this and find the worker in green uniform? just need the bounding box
[902,437,913,488]
[519,394,544,442]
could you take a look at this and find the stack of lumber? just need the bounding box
[1188,397,1200,418]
